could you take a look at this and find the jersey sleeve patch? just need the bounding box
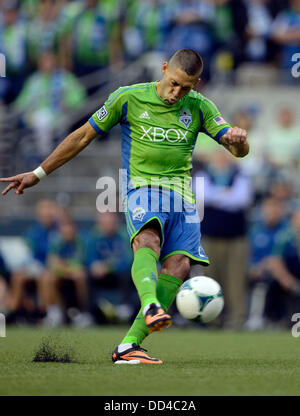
[213,116,227,126]
[96,105,108,121]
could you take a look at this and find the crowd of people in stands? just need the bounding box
[1,0,299,105]
[0,199,136,327]
[1,0,299,165]
[191,106,300,330]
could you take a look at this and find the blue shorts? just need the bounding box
[124,187,209,266]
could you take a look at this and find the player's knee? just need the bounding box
[161,255,190,281]
[132,228,161,257]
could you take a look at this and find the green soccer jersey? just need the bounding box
[89,82,231,203]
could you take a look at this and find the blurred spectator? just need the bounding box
[13,51,86,161]
[166,0,215,81]
[230,109,276,202]
[0,0,28,104]
[232,109,264,172]
[266,209,300,325]
[194,148,253,328]
[87,211,135,321]
[61,0,123,77]
[7,199,58,321]
[244,0,274,62]
[246,196,289,330]
[271,0,300,82]
[249,197,289,280]
[123,0,172,59]
[212,0,248,80]
[265,106,300,167]
[269,180,299,216]
[41,219,92,327]
[20,0,39,20]
[26,0,63,67]
[0,250,10,313]
[214,0,247,50]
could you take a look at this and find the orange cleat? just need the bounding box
[144,303,172,334]
[112,343,163,364]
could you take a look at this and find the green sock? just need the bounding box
[121,273,182,345]
[131,247,159,312]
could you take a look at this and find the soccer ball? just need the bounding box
[176,276,224,323]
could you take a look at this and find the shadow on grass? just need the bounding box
[32,335,77,363]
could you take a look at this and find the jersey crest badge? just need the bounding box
[96,105,108,121]
[179,109,192,128]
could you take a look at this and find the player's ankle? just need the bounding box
[117,343,134,352]
[142,302,161,317]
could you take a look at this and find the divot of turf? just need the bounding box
[32,335,76,363]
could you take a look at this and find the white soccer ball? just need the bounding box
[176,276,224,323]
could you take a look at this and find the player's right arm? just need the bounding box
[0,86,126,196]
[0,121,98,195]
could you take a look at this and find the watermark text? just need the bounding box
[95,169,205,223]
[291,53,300,78]
[0,53,6,78]
[0,313,5,337]
[291,313,300,337]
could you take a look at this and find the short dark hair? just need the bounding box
[169,49,203,76]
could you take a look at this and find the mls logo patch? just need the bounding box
[179,109,192,128]
[132,207,146,222]
[96,105,108,121]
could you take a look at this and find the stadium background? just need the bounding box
[0,0,300,332]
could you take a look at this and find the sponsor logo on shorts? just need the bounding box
[132,207,146,221]
[198,246,206,258]
[96,105,108,121]
[179,109,192,128]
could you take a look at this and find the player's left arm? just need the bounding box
[219,127,249,158]
[200,97,249,158]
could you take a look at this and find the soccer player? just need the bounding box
[0,49,249,364]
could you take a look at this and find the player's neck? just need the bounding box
[155,81,162,99]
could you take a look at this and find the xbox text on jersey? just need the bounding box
[139,126,188,143]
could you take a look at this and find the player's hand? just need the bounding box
[0,172,40,195]
[221,127,247,145]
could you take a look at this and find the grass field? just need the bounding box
[0,325,300,396]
